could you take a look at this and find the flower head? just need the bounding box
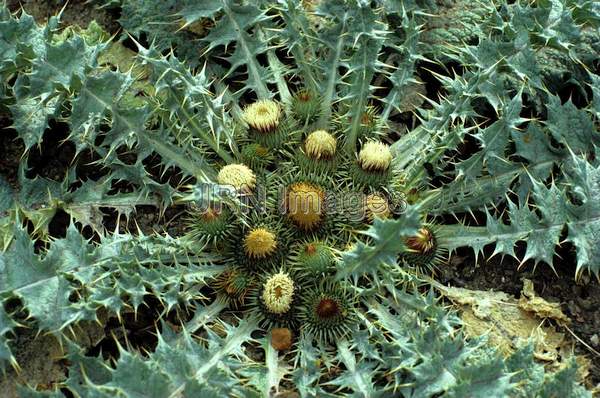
[291,240,334,274]
[243,100,281,133]
[305,130,337,160]
[262,272,295,314]
[358,141,392,172]
[244,228,277,259]
[215,267,254,308]
[286,182,325,230]
[405,227,436,254]
[300,283,355,343]
[217,164,256,190]
[271,327,293,350]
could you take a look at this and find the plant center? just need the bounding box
[316,298,339,319]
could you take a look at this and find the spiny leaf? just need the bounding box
[336,206,421,282]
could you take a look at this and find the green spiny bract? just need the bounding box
[0,0,597,396]
[241,143,274,170]
[399,225,447,274]
[214,266,256,308]
[291,89,322,124]
[290,239,336,275]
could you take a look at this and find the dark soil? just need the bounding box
[101,204,188,236]
[0,119,22,190]
[6,0,121,34]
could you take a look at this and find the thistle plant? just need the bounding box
[0,0,598,396]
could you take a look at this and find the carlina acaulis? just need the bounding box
[217,163,257,191]
[358,141,392,172]
[285,182,326,231]
[5,1,591,393]
[244,227,278,259]
[304,130,337,160]
[243,99,281,133]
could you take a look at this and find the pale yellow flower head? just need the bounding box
[243,100,281,133]
[244,228,278,259]
[262,272,295,314]
[358,141,392,171]
[217,164,256,190]
[305,130,337,160]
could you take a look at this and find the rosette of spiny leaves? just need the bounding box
[0,0,596,395]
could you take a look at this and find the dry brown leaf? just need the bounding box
[437,279,572,365]
[518,279,570,325]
